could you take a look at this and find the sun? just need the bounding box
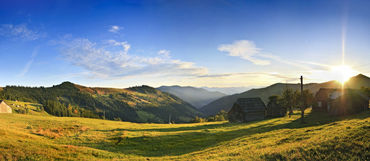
[330,65,357,85]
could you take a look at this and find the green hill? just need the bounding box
[0,109,368,160]
[201,74,370,116]
[158,85,226,108]
[0,82,202,123]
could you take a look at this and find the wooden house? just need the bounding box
[313,88,337,112]
[328,90,369,115]
[313,88,369,115]
[228,98,266,123]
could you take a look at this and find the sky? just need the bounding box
[0,0,369,88]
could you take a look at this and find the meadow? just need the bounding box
[0,107,369,160]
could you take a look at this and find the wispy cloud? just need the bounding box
[157,49,170,57]
[198,72,297,81]
[109,25,122,33]
[259,53,311,70]
[181,71,301,88]
[18,47,39,77]
[0,24,43,41]
[59,38,207,79]
[217,40,329,71]
[218,40,270,65]
[106,39,130,54]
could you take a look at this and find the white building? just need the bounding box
[0,100,12,113]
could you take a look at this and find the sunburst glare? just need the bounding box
[330,65,357,84]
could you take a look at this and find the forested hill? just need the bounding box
[200,74,370,116]
[0,82,202,123]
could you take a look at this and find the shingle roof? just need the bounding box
[235,97,266,110]
[315,88,339,100]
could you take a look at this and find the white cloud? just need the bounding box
[60,38,207,79]
[218,40,270,65]
[106,39,130,54]
[157,49,170,57]
[109,25,121,33]
[0,24,42,41]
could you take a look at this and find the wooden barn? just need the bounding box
[313,88,338,112]
[265,96,286,118]
[328,90,369,115]
[228,98,266,123]
[0,100,12,113]
[313,88,369,115]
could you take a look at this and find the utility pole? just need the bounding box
[300,76,305,123]
[168,113,171,124]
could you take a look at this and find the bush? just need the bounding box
[114,117,122,121]
[207,110,228,122]
[191,116,206,123]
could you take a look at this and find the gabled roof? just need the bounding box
[235,97,266,110]
[315,88,339,100]
[338,89,370,100]
[316,88,370,101]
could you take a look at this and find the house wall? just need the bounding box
[244,110,265,122]
[329,95,369,115]
[0,102,12,113]
[330,91,343,99]
[313,100,328,112]
[228,104,244,123]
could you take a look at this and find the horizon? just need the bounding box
[1,0,370,88]
[1,73,366,90]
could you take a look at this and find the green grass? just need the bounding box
[0,109,369,160]
[5,100,49,116]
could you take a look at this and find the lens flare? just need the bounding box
[330,65,356,84]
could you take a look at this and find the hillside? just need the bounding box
[158,86,226,108]
[0,82,202,123]
[4,100,49,116]
[201,74,370,116]
[0,109,368,160]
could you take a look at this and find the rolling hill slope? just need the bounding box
[201,74,370,116]
[0,109,368,160]
[158,86,226,108]
[0,82,202,123]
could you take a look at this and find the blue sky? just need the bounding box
[0,0,369,88]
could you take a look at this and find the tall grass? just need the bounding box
[0,109,368,160]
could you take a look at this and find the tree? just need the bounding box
[281,88,295,117]
[267,95,286,117]
[300,89,314,123]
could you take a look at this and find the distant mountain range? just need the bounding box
[1,74,368,122]
[158,86,226,108]
[202,86,253,95]
[200,74,370,116]
[0,82,202,123]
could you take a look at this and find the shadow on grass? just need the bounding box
[95,122,234,133]
[80,110,369,157]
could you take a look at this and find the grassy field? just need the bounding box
[0,108,369,160]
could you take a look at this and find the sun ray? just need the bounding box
[330,65,357,85]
